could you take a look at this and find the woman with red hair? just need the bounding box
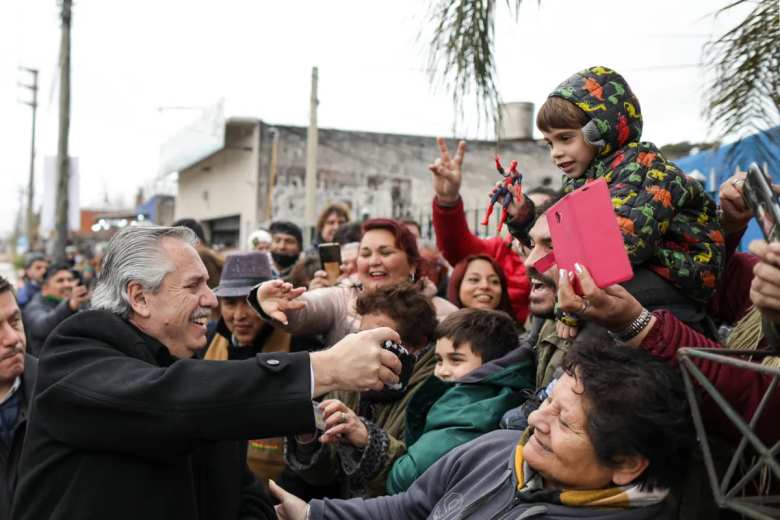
[251,218,457,348]
[447,255,517,320]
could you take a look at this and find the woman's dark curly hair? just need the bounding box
[561,341,696,490]
[356,281,437,352]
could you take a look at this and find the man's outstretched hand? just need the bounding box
[430,137,466,205]
[310,327,403,397]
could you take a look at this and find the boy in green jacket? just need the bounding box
[386,308,535,495]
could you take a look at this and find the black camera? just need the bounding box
[380,340,415,392]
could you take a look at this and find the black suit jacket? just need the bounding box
[0,355,37,519]
[11,310,314,520]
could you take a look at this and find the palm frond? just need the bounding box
[423,0,528,133]
[703,0,780,171]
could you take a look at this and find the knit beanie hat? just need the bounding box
[248,229,272,250]
[269,221,304,248]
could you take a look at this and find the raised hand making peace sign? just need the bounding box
[429,137,466,205]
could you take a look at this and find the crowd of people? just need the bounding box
[1,66,778,520]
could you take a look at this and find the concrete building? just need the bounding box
[174,111,561,249]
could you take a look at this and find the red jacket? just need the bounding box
[709,233,755,324]
[641,237,779,447]
[432,197,530,322]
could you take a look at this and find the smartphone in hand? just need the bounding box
[318,243,342,284]
[71,269,84,287]
[313,402,327,431]
[742,163,780,243]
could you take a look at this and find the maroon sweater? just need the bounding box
[640,233,779,447]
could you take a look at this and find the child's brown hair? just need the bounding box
[356,281,437,351]
[536,96,589,133]
[435,308,519,363]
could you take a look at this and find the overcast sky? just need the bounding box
[0,0,750,235]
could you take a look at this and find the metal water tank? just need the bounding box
[497,102,535,141]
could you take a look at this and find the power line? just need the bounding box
[620,63,703,72]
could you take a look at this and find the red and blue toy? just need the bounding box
[481,156,523,232]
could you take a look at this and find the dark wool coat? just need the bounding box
[0,355,37,520]
[22,293,77,357]
[11,310,314,520]
[552,66,725,303]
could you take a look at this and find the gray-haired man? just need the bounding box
[12,226,402,520]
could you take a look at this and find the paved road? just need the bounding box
[0,262,18,287]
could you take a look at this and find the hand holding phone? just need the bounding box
[741,163,780,243]
[318,243,342,284]
[313,402,327,431]
[68,284,92,311]
[538,178,633,295]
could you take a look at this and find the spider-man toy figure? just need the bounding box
[481,157,523,232]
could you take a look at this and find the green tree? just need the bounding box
[424,0,528,130]
[704,0,780,161]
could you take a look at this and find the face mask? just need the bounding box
[74,256,85,264]
[271,252,299,269]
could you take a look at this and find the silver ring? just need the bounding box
[342,413,348,424]
[733,178,745,189]
[579,298,589,315]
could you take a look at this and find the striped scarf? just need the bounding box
[514,428,668,510]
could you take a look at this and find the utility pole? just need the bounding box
[11,187,25,259]
[303,67,319,244]
[18,67,38,251]
[265,127,280,222]
[54,0,72,262]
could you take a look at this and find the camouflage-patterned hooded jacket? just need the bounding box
[550,66,724,304]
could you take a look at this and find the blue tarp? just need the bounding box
[134,196,158,224]
[673,126,780,250]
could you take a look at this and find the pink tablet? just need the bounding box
[543,178,633,295]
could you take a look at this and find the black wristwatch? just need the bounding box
[608,308,652,342]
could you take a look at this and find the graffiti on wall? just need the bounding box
[270,172,426,224]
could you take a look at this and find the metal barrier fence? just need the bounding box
[678,348,780,520]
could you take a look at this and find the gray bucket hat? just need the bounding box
[212,251,274,298]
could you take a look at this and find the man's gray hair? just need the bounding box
[91,226,199,319]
